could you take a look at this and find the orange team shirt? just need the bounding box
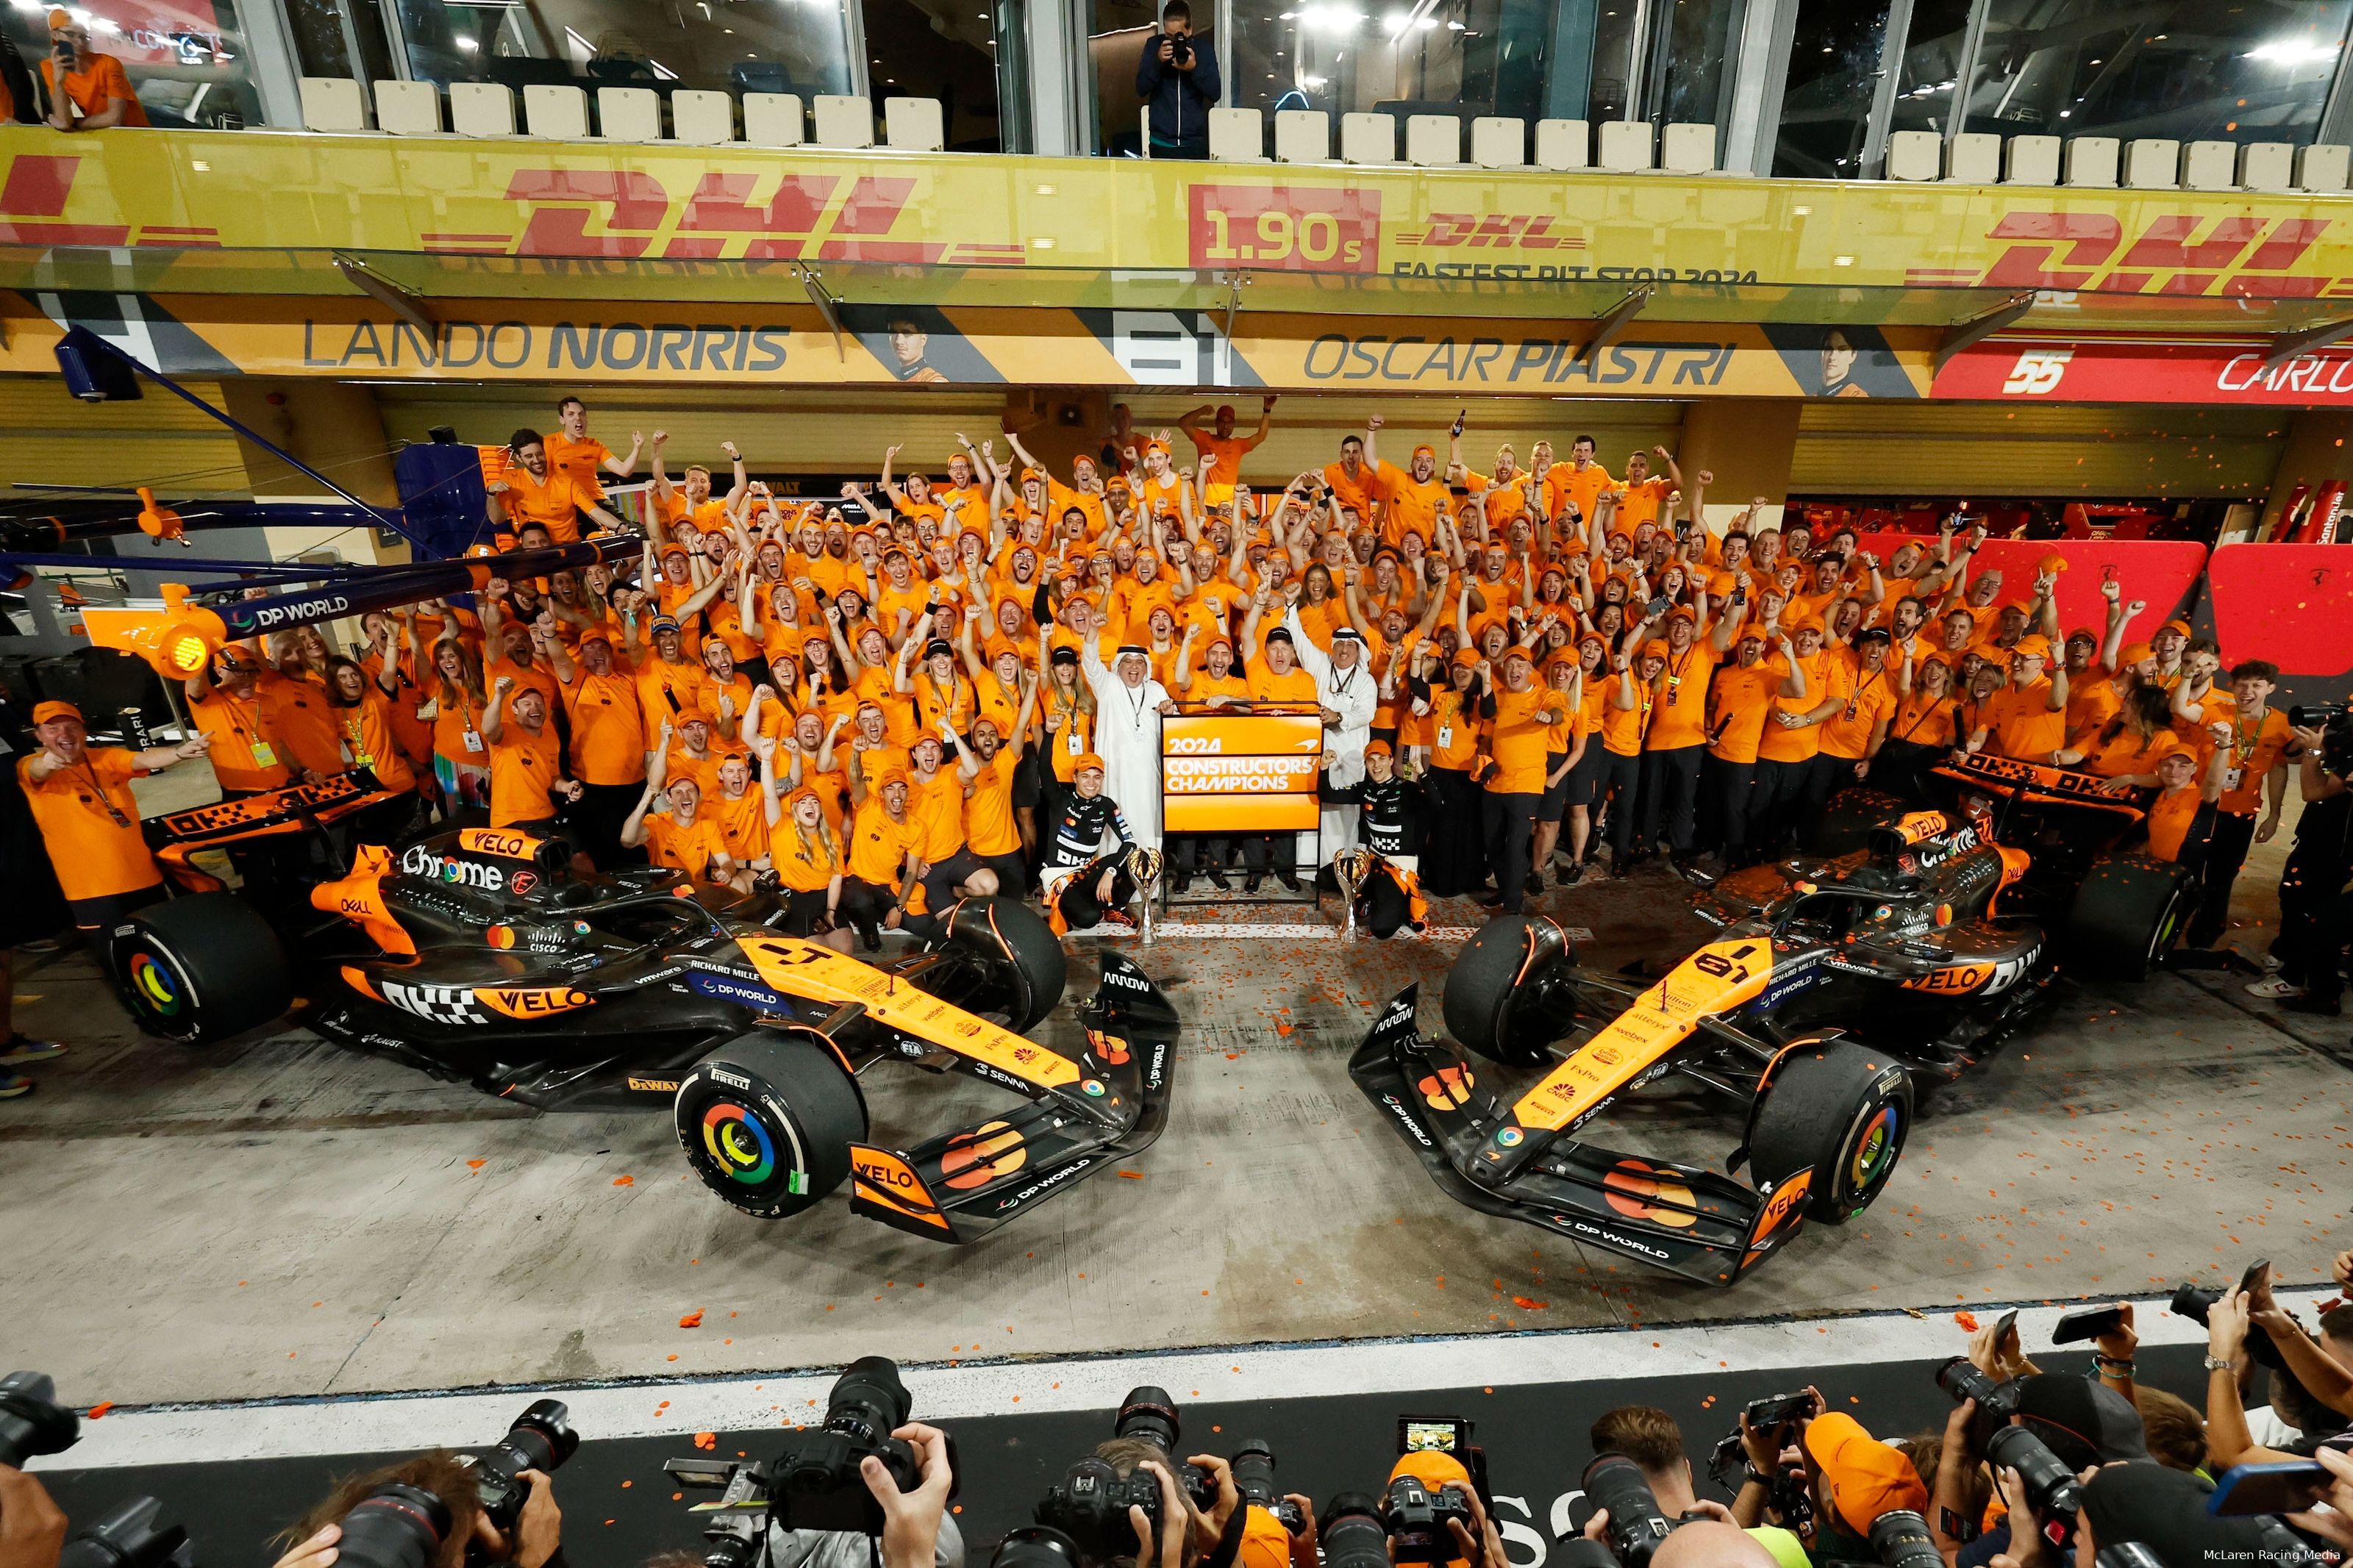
[771,822,843,892]
[1601,675,1652,756]
[2215,709,2292,817]
[41,52,149,126]
[541,432,614,501]
[1486,686,1558,794]
[260,673,349,780]
[1985,679,2067,761]
[498,467,588,543]
[1646,642,1718,751]
[1888,691,1956,750]
[966,749,1021,856]
[1707,663,1781,765]
[2065,671,2121,739]
[646,809,727,878]
[709,787,771,865]
[907,767,968,862]
[340,693,415,793]
[2077,725,2180,779]
[1613,476,1673,534]
[847,799,924,884]
[1760,651,1849,765]
[484,649,560,711]
[1322,461,1379,523]
[1429,687,1482,770]
[1547,463,1615,526]
[636,656,707,745]
[562,665,649,787]
[18,749,161,901]
[1043,690,1093,783]
[1377,463,1449,546]
[188,684,290,792]
[1186,429,1255,498]
[1820,659,1897,761]
[2145,784,2205,862]
[1246,658,1318,704]
[488,725,563,827]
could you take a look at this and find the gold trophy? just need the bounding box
[1126,846,1166,945]
[1330,848,1374,942]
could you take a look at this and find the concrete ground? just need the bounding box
[5,759,2346,1408]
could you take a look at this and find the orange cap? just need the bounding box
[2158,617,2192,639]
[2037,552,2068,576]
[1643,638,1671,659]
[1074,752,1107,774]
[31,699,82,726]
[46,7,71,27]
[876,767,912,791]
[1238,1510,1293,1568]
[1804,1414,1929,1537]
[2118,641,2154,666]
[2012,634,2052,659]
[1390,1448,1473,1493]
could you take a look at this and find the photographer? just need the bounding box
[2254,717,2351,1013]
[38,8,146,129]
[1587,1404,1805,1568]
[780,1420,959,1568]
[271,1452,559,1568]
[0,1464,68,1568]
[1135,0,1219,160]
[2203,1283,2353,1470]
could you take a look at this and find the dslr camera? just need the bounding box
[0,1370,79,1468]
[1935,1357,2025,1455]
[1163,30,1192,65]
[1035,1387,1215,1564]
[464,1400,576,1549]
[1319,1417,1490,1568]
[332,1401,578,1568]
[0,1373,193,1568]
[1984,1427,2082,1554]
[670,1357,951,1556]
[2290,704,2353,771]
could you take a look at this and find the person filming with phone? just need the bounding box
[1136,0,1219,160]
[38,7,146,130]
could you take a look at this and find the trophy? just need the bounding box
[1126,846,1166,945]
[1330,848,1374,941]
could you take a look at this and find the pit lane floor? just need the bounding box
[3,765,2345,1404]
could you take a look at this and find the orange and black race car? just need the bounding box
[107,783,1179,1240]
[1350,752,2192,1286]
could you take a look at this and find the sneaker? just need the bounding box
[1524,874,1545,899]
[2255,951,2285,974]
[1204,868,1231,891]
[1101,907,1139,930]
[1558,861,1585,888]
[1243,873,1263,894]
[0,1073,29,1099]
[0,1036,65,1065]
[1171,872,1196,895]
[1274,867,1301,892]
[2281,993,2344,1017]
[2246,978,2304,999]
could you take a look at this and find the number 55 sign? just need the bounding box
[1188,184,1381,273]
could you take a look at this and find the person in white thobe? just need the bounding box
[1079,632,1176,850]
[1285,609,1379,863]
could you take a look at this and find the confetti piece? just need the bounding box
[1118,1170,1145,1181]
[613,1175,635,1187]
[86,1401,115,1420]
[679,1310,705,1328]
[1954,1311,1981,1331]
[694,1432,717,1450]
[466,1160,487,1170]
[1511,1296,1547,1310]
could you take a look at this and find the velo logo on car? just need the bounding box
[399,844,504,892]
[458,828,545,860]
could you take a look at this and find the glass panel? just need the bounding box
[1772,0,1892,176]
[387,0,856,99]
[1224,0,1549,119]
[1085,0,1162,153]
[864,0,1008,149]
[1886,0,1971,136]
[1646,0,1745,128]
[283,0,396,85]
[1963,0,2353,145]
[3,0,266,127]
[1585,0,1636,118]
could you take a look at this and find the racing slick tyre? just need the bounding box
[940,895,1066,1034]
[675,1034,868,1220]
[2065,851,2195,983]
[1748,1040,1912,1226]
[1804,789,1910,860]
[109,891,293,1046]
[1444,915,1573,1069]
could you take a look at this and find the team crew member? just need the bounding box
[487,429,630,546]
[1352,740,1430,939]
[185,644,291,795]
[542,397,643,501]
[2144,740,2227,865]
[2182,660,2292,951]
[16,701,210,956]
[622,733,728,884]
[1699,621,1790,872]
[1040,755,1143,934]
[839,767,924,952]
[767,786,851,950]
[551,631,647,868]
[945,682,1038,900]
[1640,605,1735,870]
[40,8,146,129]
[1479,646,1567,914]
[1749,615,1843,859]
[480,676,582,831]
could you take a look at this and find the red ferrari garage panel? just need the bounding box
[1853,535,2209,637]
[2207,543,2353,676]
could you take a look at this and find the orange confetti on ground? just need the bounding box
[1511,1296,1547,1310]
[1954,1311,1981,1331]
[86,1401,115,1419]
[679,1310,705,1328]
[613,1175,635,1187]
[694,1432,717,1450]
[466,1160,486,1170]
[1118,1170,1145,1180]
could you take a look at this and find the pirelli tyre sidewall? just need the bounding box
[1444,915,1569,1067]
[110,890,292,1046]
[940,895,1066,1034]
[2065,851,2196,983]
[1750,1041,1913,1227]
[674,1033,867,1219]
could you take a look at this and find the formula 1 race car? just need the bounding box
[1349,751,2193,1286]
[107,778,1179,1240]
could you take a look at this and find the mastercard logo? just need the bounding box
[1602,1159,1699,1230]
[129,953,182,1017]
[1087,1028,1132,1066]
[1417,1063,1476,1110]
[701,1101,776,1186]
[941,1120,1027,1191]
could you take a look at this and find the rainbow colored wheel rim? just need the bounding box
[129,952,183,1017]
[701,1101,779,1186]
[1850,1101,1901,1192]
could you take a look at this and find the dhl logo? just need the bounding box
[1397,214,1585,251]
[1933,212,2340,298]
[0,154,215,247]
[463,170,1023,266]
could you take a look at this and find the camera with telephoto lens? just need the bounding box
[2290,704,2353,770]
[331,1484,453,1568]
[1231,1438,1304,1533]
[669,1356,952,1549]
[1935,1357,2025,1454]
[2169,1282,2284,1370]
[1583,1454,1684,1568]
[58,1497,195,1568]
[1984,1427,2082,1554]
[1868,1510,1941,1568]
[1377,1471,1475,1565]
[465,1400,576,1547]
[1318,1494,1389,1568]
[0,1371,78,1469]
[1034,1387,1216,1564]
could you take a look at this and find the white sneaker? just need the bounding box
[2245,978,2304,999]
[2255,951,2285,973]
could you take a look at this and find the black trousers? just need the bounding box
[1365,862,1415,939]
[2302,889,2353,1005]
[2273,840,2353,987]
[1591,749,1642,857]
[1054,856,1137,928]
[836,875,901,940]
[1482,790,1540,910]
[2184,809,2258,949]
[1638,744,1704,855]
[1421,766,1485,895]
[1701,753,1756,859]
[1173,834,1233,876]
[1871,740,1941,805]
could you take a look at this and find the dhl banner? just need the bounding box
[1161,707,1324,833]
[0,288,1939,394]
[9,128,2353,300]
